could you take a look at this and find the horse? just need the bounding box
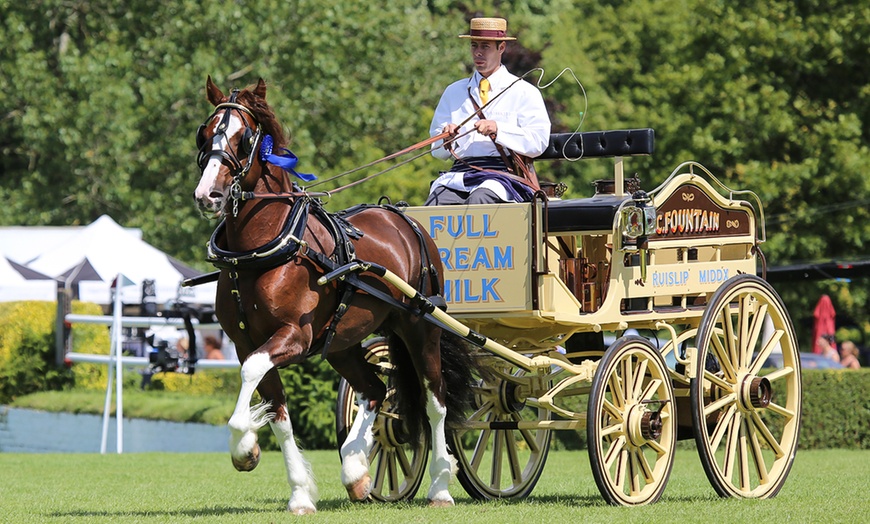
[192,76,474,514]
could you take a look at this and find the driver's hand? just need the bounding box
[474,119,497,137]
[442,123,460,150]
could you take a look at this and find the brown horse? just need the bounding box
[192,76,472,514]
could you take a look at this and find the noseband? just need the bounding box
[197,90,263,210]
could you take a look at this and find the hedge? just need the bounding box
[2,302,868,450]
[799,369,870,449]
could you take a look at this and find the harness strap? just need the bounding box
[467,88,516,173]
[227,269,260,352]
[319,285,357,359]
[465,89,541,192]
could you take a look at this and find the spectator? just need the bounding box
[839,340,861,369]
[204,335,224,360]
[817,335,840,363]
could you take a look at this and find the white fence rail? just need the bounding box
[65,276,238,454]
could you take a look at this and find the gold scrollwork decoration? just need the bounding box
[726,219,740,228]
[681,192,695,202]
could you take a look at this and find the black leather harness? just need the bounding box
[205,197,442,359]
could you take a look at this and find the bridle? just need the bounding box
[196,89,263,209]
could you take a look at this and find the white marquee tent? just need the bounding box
[25,215,216,306]
[0,256,57,302]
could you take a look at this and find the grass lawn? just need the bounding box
[0,448,867,523]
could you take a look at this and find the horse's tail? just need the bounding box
[388,329,478,446]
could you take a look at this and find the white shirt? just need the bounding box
[428,65,551,200]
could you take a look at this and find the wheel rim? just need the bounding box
[587,336,676,505]
[335,338,428,502]
[691,275,801,498]
[449,358,552,499]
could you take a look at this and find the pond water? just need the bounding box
[0,407,229,453]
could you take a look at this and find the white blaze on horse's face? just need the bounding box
[194,112,247,219]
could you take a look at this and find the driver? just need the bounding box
[425,17,551,205]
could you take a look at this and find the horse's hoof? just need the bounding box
[231,443,261,472]
[345,473,372,502]
[427,498,455,508]
[290,506,316,516]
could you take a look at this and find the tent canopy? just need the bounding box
[27,215,215,305]
[0,256,57,302]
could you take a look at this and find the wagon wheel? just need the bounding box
[690,274,801,499]
[448,357,553,499]
[587,335,677,506]
[335,337,428,502]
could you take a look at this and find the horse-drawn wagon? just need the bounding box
[334,128,801,506]
[193,79,800,513]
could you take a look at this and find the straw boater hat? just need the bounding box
[459,17,516,41]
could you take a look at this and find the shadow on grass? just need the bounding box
[48,491,719,518]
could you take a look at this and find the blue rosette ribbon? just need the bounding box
[259,135,317,182]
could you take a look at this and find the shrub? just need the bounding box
[0,302,75,403]
[799,369,870,449]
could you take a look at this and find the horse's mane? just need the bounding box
[236,87,289,149]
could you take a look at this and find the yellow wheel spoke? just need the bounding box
[709,404,737,452]
[705,371,735,393]
[512,411,542,453]
[622,357,634,404]
[609,372,626,409]
[738,419,751,492]
[743,303,767,369]
[603,398,624,421]
[748,422,769,485]
[749,327,783,375]
[468,400,496,422]
[631,359,649,400]
[506,430,523,486]
[600,421,623,439]
[766,401,795,419]
[490,430,504,489]
[373,445,388,493]
[470,427,492,472]
[604,435,626,470]
[721,307,740,374]
[614,448,629,492]
[722,411,743,479]
[704,392,736,418]
[639,378,663,403]
[764,366,795,383]
[629,449,642,494]
[646,436,667,455]
[635,447,655,484]
[749,411,785,458]
[710,328,738,381]
[396,445,413,477]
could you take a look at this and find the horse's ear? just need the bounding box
[206,75,224,106]
[253,78,267,99]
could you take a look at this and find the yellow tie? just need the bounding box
[480,78,490,105]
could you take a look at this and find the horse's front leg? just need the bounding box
[227,350,275,472]
[227,329,317,514]
[260,372,318,515]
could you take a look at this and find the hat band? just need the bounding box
[470,29,507,38]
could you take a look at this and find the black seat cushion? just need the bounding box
[538,128,654,160]
[547,195,629,233]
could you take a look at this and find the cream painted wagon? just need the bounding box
[334,129,801,506]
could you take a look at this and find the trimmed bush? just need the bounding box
[799,369,870,449]
[0,302,75,403]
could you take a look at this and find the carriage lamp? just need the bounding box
[620,191,656,244]
[620,191,656,281]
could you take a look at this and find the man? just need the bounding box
[426,17,551,205]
